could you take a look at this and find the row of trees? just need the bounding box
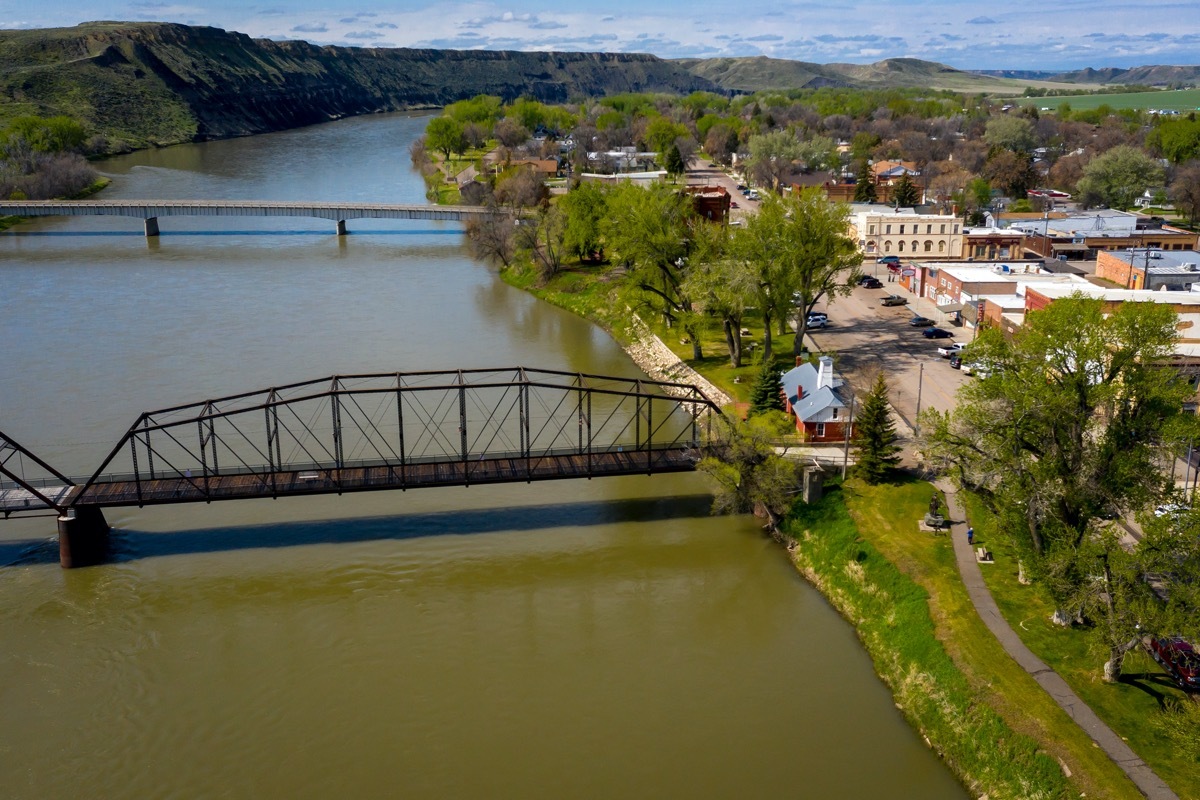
[466,180,863,366]
[925,295,1200,681]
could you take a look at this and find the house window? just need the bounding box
[940,224,946,234]
[899,225,905,234]
[884,241,892,252]
[886,224,892,234]
[926,224,932,234]
[868,225,875,235]
[815,423,826,438]
[911,240,918,252]
[939,241,946,253]
[924,240,933,252]
[898,241,905,252]
[953,225,959,233]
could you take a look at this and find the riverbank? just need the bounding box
[499,258,1145,798]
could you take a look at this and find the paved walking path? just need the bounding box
[936,480,1177,800]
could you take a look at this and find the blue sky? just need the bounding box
[4,0,1199,71]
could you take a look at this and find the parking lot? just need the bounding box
[804,265,975,434]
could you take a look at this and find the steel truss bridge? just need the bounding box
[0,368,722,566]
[0,199,494,236]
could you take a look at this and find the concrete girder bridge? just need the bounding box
[0,367,722,567]
[0,200,495,236]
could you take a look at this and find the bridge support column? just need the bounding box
[144,217,160,237]
[336,219,347,236]
[57,507,110,569]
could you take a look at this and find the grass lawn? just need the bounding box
[961,494,1200,798]
[842,477,1142,799]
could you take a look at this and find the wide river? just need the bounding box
[0,113,965,798]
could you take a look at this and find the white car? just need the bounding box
[1155,503,1188,519]
[937,342,966,358]
[806,313,828,329]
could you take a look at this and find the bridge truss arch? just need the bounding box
[61,367,721,509]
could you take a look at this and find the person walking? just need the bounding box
[967,526,975,546]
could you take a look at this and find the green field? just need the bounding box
[1036,88,1200,111]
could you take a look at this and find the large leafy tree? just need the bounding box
[681,224,755,367]
[736,190,861,358]
[1075,145,1165,210]
[602,182,705,359]
[559,181,609,262]
[854,373,901,484]
[425,116,467,161]
[699,411,802,535]
[1169,160,1200,226]
[745,130,802,191]
[923,295,1200,678]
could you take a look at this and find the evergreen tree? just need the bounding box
[665,144,686,181]
[852,161,877,202]
[748,360,785,415]
[854,372,901,484]
[891,172,920,207]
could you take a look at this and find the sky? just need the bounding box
[3,0,1199,72]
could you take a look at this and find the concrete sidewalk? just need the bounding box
[935,480,1178,800]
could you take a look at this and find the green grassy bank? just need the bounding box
[962,494,1199,797]
[787,479,1132,799]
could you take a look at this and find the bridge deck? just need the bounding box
[41,448,696,511]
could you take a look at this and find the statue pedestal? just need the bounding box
[919,512,945,533]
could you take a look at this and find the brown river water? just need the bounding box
[0,112,965,798]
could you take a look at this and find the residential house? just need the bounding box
[780,356,852,443]
[685,185,732,222]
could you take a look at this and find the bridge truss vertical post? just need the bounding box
[521,378,531,481]
[646,390,653,474]
[458,372,468,485]
[265,397,279,497]
[395,375,406,488]
[142,417,155,480]
[586,391,593,476]
[634,380,642,464]
[130,433,143,506]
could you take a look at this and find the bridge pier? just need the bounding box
[144,217,160,237]
[335,219,347,236]
[57,507,110,568]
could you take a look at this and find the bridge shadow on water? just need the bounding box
[1,494,716,568]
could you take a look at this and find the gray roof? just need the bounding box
[780,363,846,424]
[1108,249,1200,274]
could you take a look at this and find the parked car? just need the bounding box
[949,354,963,369]
[1154,503,1188,518]
[880,294,907,307]
[937,342,966,358]
[923,327,954,339]
[877,255,900,265]
[806,312,828,329]
[961,361,994,378]
[1148,636,1200,690]
[860,277,882,289]
[857,274,876,286]
[908,316,935,327]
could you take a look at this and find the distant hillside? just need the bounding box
[1049,65,1200,86]
[0,22,719,151]
[675,55,1046,93]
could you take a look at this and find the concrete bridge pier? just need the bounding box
[144,217,160,237]
[336,219,347,236]
[57,507,110,568]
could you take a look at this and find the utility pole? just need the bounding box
[914,362,925,436]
